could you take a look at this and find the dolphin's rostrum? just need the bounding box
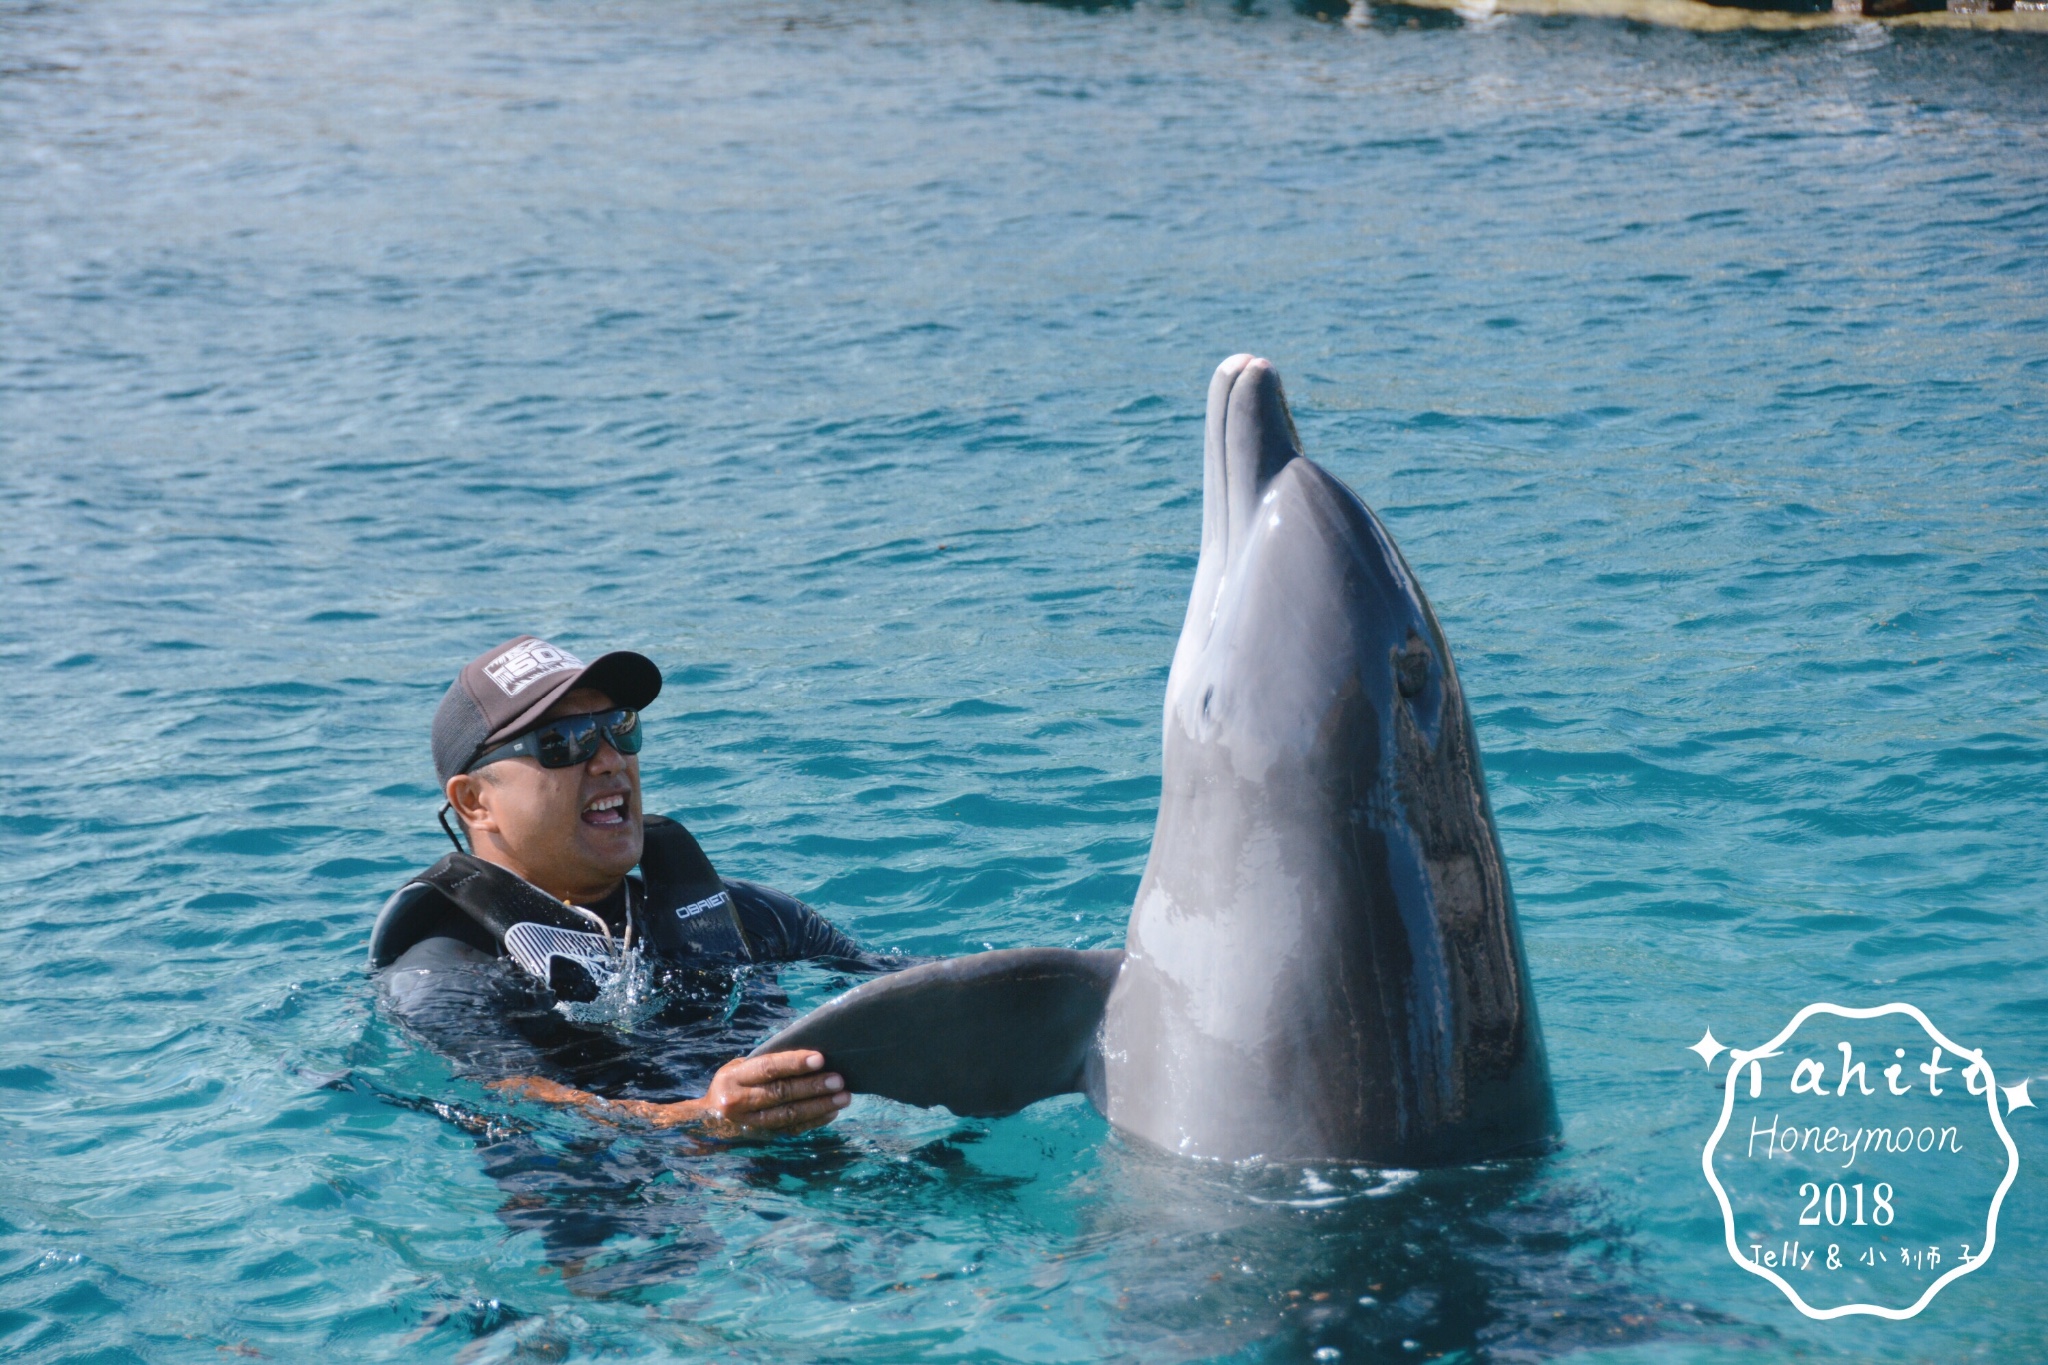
[755,355,1558,1167]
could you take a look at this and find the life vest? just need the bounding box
[368,815,758,979]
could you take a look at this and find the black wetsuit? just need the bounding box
[371,814,882,1102]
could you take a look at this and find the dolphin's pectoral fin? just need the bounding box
[749,948,1125,1119]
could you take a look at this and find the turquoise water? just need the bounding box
[4,1,2046,1360]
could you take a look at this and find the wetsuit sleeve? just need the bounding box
[721,879,888,970]
[376,936,686,1099]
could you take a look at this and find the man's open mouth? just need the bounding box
[583,793,628,826]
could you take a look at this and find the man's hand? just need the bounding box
[491,1050,849,1139]
[662,1050,849,1138]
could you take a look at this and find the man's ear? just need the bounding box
[445,769,500,835]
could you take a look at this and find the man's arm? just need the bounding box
[378,937,848,1135]
[492,1049,848,1138]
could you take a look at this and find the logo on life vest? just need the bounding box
[674,892,731,923]
[485,639,584,697]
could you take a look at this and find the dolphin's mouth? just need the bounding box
[1174,354,1308,681]
[1211,355,1303,562]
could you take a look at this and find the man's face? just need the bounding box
[446,686,644,903]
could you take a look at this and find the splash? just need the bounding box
[553,948,662,1030]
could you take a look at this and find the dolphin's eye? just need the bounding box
[1201,685,1216,718]
[1393,635,1432,699]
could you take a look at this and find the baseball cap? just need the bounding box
[431,635,663,786]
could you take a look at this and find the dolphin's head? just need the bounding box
[1165,355,1455,788]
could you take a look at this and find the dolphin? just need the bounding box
[754,355,1557,1167]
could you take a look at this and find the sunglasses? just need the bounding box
[469,707,644,772]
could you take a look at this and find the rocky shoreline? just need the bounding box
[1377,0,2048,29]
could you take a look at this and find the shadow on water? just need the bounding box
[332,1069,736,1294]
[1049,1140,1740,1362]
[481,1129,728,1296]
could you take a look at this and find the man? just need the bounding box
[371,635,876,1138]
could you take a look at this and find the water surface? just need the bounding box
[3,1,2046,1360]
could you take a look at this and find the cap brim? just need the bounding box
[481,650,663,747]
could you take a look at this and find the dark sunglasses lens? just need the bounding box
[532,716,599,768]
[608,710,643,755]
